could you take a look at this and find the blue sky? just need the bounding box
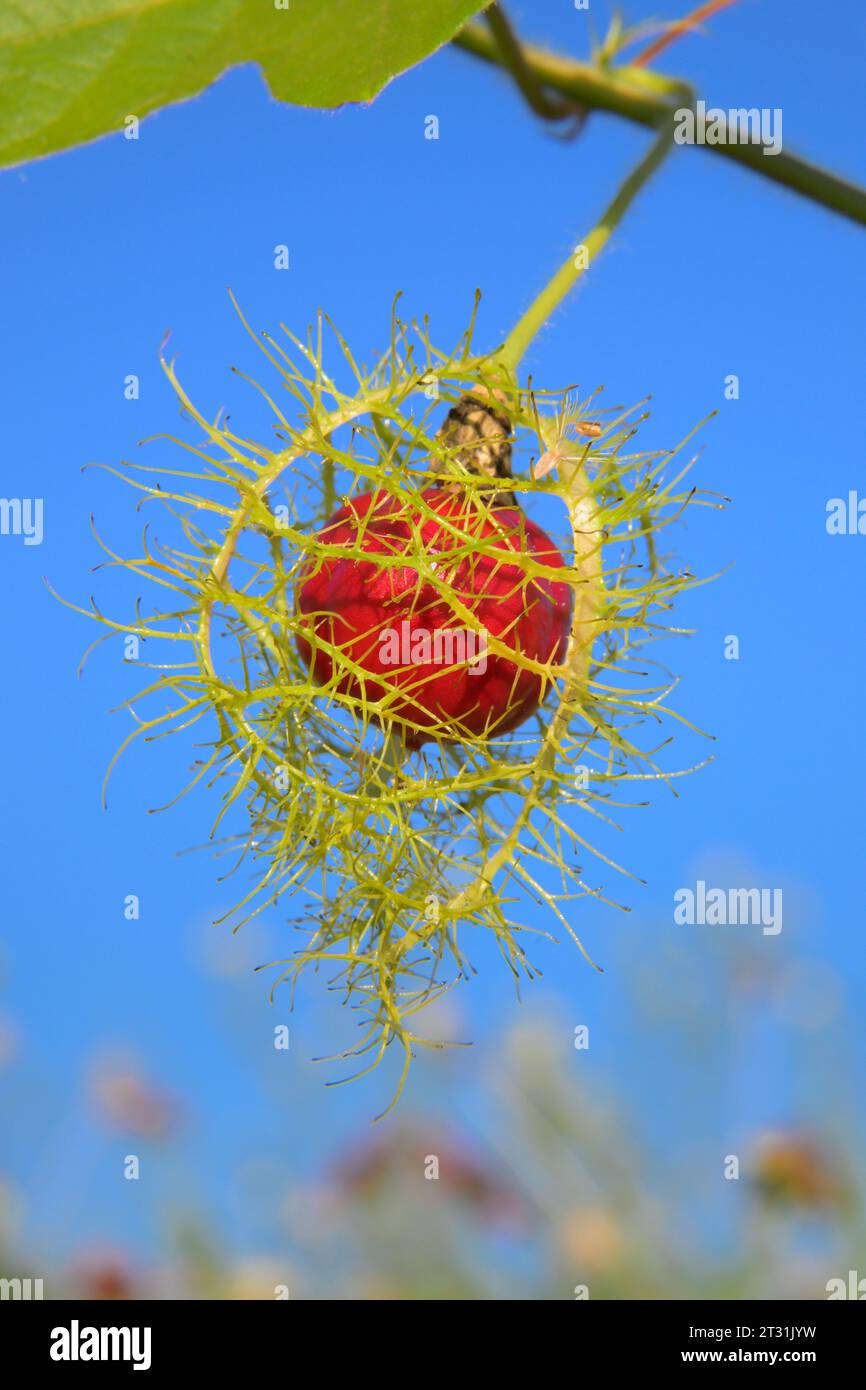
[1,0,864,1269]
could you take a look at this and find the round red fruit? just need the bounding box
[296,486,571,749]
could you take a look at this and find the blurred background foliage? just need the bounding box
[2,889,861,1300]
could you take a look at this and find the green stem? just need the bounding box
[454,21,866,228]
[484,2,577,122]
[499,116,677,370]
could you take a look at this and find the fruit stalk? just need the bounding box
[499,111,679,371]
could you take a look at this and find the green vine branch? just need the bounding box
[454,17,866,228]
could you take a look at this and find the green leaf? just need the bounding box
[0,0,480,170]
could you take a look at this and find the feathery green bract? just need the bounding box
[69,298,716,1116]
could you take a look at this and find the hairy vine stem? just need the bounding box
[455,19,866,228]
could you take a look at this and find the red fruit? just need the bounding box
[296,486,571,749]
